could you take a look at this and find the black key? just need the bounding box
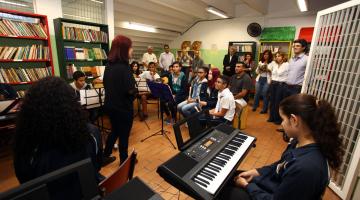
[233,139,243,144]
[209,163,222,171]
[218,154,231,160]
[213,159,226,166]
[194,179,207,188]
[222,149,235,156]
[202,169,216,178]
[228,144,239,149]
[207,165,220,172]
[196,176,210,185]
[199,172,213,181]
[237,134,248,140]
[229,141,241,147]
[214,158,227,165]
[234,137,245,142]
[226,145,237,151]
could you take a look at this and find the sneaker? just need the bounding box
[252,108,256,112]
[267,119,274,122]
[102,156,116,167]
[260,110,267,114]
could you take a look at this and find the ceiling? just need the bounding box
[113,0,348,59]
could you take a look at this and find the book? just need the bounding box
[0,66,52,83]
[64,47,107,60]
[0,19,47,38]
[62,25,108,43]
[0,45,50,60]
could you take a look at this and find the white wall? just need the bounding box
[170,15,316,50]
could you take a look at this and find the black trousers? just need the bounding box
[283,84,302,97]
[104,109,133,163]
[269,81,285,123]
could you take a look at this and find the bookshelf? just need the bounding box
[53,18,109,80]
[0,8,54,92]
[228,41,257,62]
[258,41,292,62]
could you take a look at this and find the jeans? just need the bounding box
[177,100,198,117]
[269,81,285,123]
[283,84,302,98]
[253,77,270,112]
[104,110,133,163]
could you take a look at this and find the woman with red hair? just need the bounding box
[103,35,136,164]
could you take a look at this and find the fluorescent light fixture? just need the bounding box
[123,22,157,33]
[63,14,91,20]
[90,0,103,4]
[297,0,308,12]
[0,0,28,7]
[206,6,228,18]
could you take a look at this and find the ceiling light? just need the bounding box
[123,22,157,33]
[63,14,91,20]
[206,6,228,18]
[297,0,308,12]
[90,0,103,4]
[0,0,28,7]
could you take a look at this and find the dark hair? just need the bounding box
[172,61,182,68]
[218,75,230,87]
[72,71,86,81]
[14,77,90,166]
[294,39,308,53]
[148,62,155,67]
[130,61,140,75]
[108,35,132,63]
[168,64,173,69]
[164,44,169,48]
[197,66,209,74]
[236,61,246,68]
[279,94,343,170]
[261,50,273,63]
[244,52,252,62]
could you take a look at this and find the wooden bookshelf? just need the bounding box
[0,8,54,92]
[228,41,257,62]
[53,18,109,80]
[258,41,292,62]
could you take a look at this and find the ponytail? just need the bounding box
[280,94,344,170]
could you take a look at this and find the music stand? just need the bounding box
[141,81,176,149]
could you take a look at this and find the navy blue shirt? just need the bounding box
[246,140,329,200]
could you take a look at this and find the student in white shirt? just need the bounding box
[159,44,175,71]
[207,75,236,126]
[268,52,289,124]
[252,50,273,114]
[142,46,158,70]
[139,62,160,118]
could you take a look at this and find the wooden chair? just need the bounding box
[98,149,137,196]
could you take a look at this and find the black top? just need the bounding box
[229,73,252,102]
[222,54,238,77]
[103,60,136,112]
[246,140,329,200]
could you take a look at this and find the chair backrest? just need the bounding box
[98,149,137,196]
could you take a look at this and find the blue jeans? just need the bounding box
[253,77,269,112]
[177,100,198,117]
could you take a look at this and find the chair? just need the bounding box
[98,149,137,196]
[233,105,249,130]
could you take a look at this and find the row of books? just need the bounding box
[234,45,253,52]
[17,90,26,98]
[0,45,50,60]
[0,67,52,83]
[62,25,108,43]
[65,47,107,60]
[0,19,47,38]
[261,45,287,53]
[66,64,105,79]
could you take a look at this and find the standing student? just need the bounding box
[218,94,343,200]
[190,50,204,81]
[252,50,273,113]
[268,52,289,124]
[103,35,136,164]
[177,66,208,117]
[163,61,187,124]
[178,49,193,80]
[284,39,309,97]
[242,52,255,78]
[14,77,105,199]
[142,46,158,70]
[222,46,238,77]
[159,44,175,71]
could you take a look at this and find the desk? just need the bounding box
[105,177,163,200]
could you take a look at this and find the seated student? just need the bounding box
[163,61,187,124]
[160,64,173,84]
[177,66,209,117]
[0,83,17,100]
[13,77,107,199]
[139,62,160,118]
[131,61,140,78]
[200,67,220,110]
[202,75,235,126]
[70,71,91,100]
[229,62,252,104]
[218,94,343,200]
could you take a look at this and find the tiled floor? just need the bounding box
[0,101,341,200]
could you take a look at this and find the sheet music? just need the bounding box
[80,88,105,109]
